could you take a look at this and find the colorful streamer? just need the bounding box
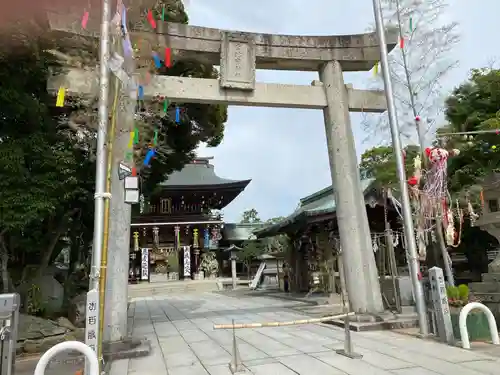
[373,62,378,76]
[81,11,89,29]
[133,127,139,144]
[400,37,405,49]
[147,9,156,29]
[409,17,413,32]
[143,149,155,166]
[153,53,161,68]
[153,130,158,146]
[164,99,168,112]
[138,85,144,99]
[162,6,165,21]
[165,48,172,67]
[128,131,135,148]
[56,87,65,107]
[175,106,180,123]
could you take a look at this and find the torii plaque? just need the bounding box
[46,10,398,315]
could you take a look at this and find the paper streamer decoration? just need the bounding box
[134,127,139,144]
[165,48,172,67]
[147,10,156,29]
[400,37,404,49]
[128,132,135,148]
[153,53,161,68]
[162,6,165,21]
[81,11,89,29]
[409,17,413,32]
[164,99,168,112]
[153,130,158,146]
[132,167,137,177]
[121,5,128,34]
[143,149,155,166]
[138,85,144,99]
[373,62,378,76]
[175,107,180,123]
[56,87,65,107]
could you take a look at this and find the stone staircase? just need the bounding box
[128,279,221,300]
[469,272,500,319]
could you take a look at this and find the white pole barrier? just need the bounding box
[459,302,500,349]
[33,341,99,375]
[213,312,354,330]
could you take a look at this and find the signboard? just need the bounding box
[428,267,454,344]
[84,289,99,374]
[141,248,149,281]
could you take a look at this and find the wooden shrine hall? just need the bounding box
[128,157,251,283]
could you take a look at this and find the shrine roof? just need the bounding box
[254,178,377,238]
[158,157,251,191]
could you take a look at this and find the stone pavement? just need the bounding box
[111,291,500,375]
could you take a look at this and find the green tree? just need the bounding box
[134,1,228,194]
[359,145,420,189]
[441,68,500,193]
[0,26,95,296]
[240,208,261,224]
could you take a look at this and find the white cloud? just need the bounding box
[186,0,500,222]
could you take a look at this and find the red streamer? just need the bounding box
[165,47,172,67]
[147,9,156,29]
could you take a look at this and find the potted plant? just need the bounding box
[200,252,219,279]
[448,284,491,341]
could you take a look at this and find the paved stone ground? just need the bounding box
[111,292,500,375]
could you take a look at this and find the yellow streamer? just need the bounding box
[56,87,65,107]
[373,63,379,76]
[128,131,135,148]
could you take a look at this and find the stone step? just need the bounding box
[469,282,500,294]
[481,273,500,282]
[128,281,219,299]
[471,292,500,303]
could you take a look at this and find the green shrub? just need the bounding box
[458,284,469,302]
[446,286,459,300]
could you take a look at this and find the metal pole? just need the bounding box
[90,0,111,291]
[371,0,429,335]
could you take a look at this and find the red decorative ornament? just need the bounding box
[408,176,418,186]
[425,147,432,157]
[415,115,421,122]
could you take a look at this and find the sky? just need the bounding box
[183,0,498,223]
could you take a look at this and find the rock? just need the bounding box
[17,314,69,342]
[56,317,76,331]
[68,293,87,328]
[23,335,67,354]
[18,274,64,315]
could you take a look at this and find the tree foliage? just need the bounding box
[359,145,420,189]
[363,0,459,144]
[0,0,228,299]
[441,68,500,193]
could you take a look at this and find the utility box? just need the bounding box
[0,293,20,375]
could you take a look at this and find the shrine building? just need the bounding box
[129,157,251,283]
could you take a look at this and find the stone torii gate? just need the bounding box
[47,15,397,325]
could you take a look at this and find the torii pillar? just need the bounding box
[46,14,398,318]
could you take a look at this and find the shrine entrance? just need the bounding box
[47,12,397,314]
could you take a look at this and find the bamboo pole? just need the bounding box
[213,312,354,330]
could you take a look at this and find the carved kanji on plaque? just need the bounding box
[220,31,256,91]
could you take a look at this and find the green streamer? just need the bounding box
[409,17,413,32]
[162,6,165,21]
[164,99,168,112]
[133,127,139,144]
[153,130,158,146]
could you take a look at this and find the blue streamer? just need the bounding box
[175,106,180,123]
[121,5,128,34]
[143,149,155,166]
[153,53,161,68]
[138,85,144,99]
